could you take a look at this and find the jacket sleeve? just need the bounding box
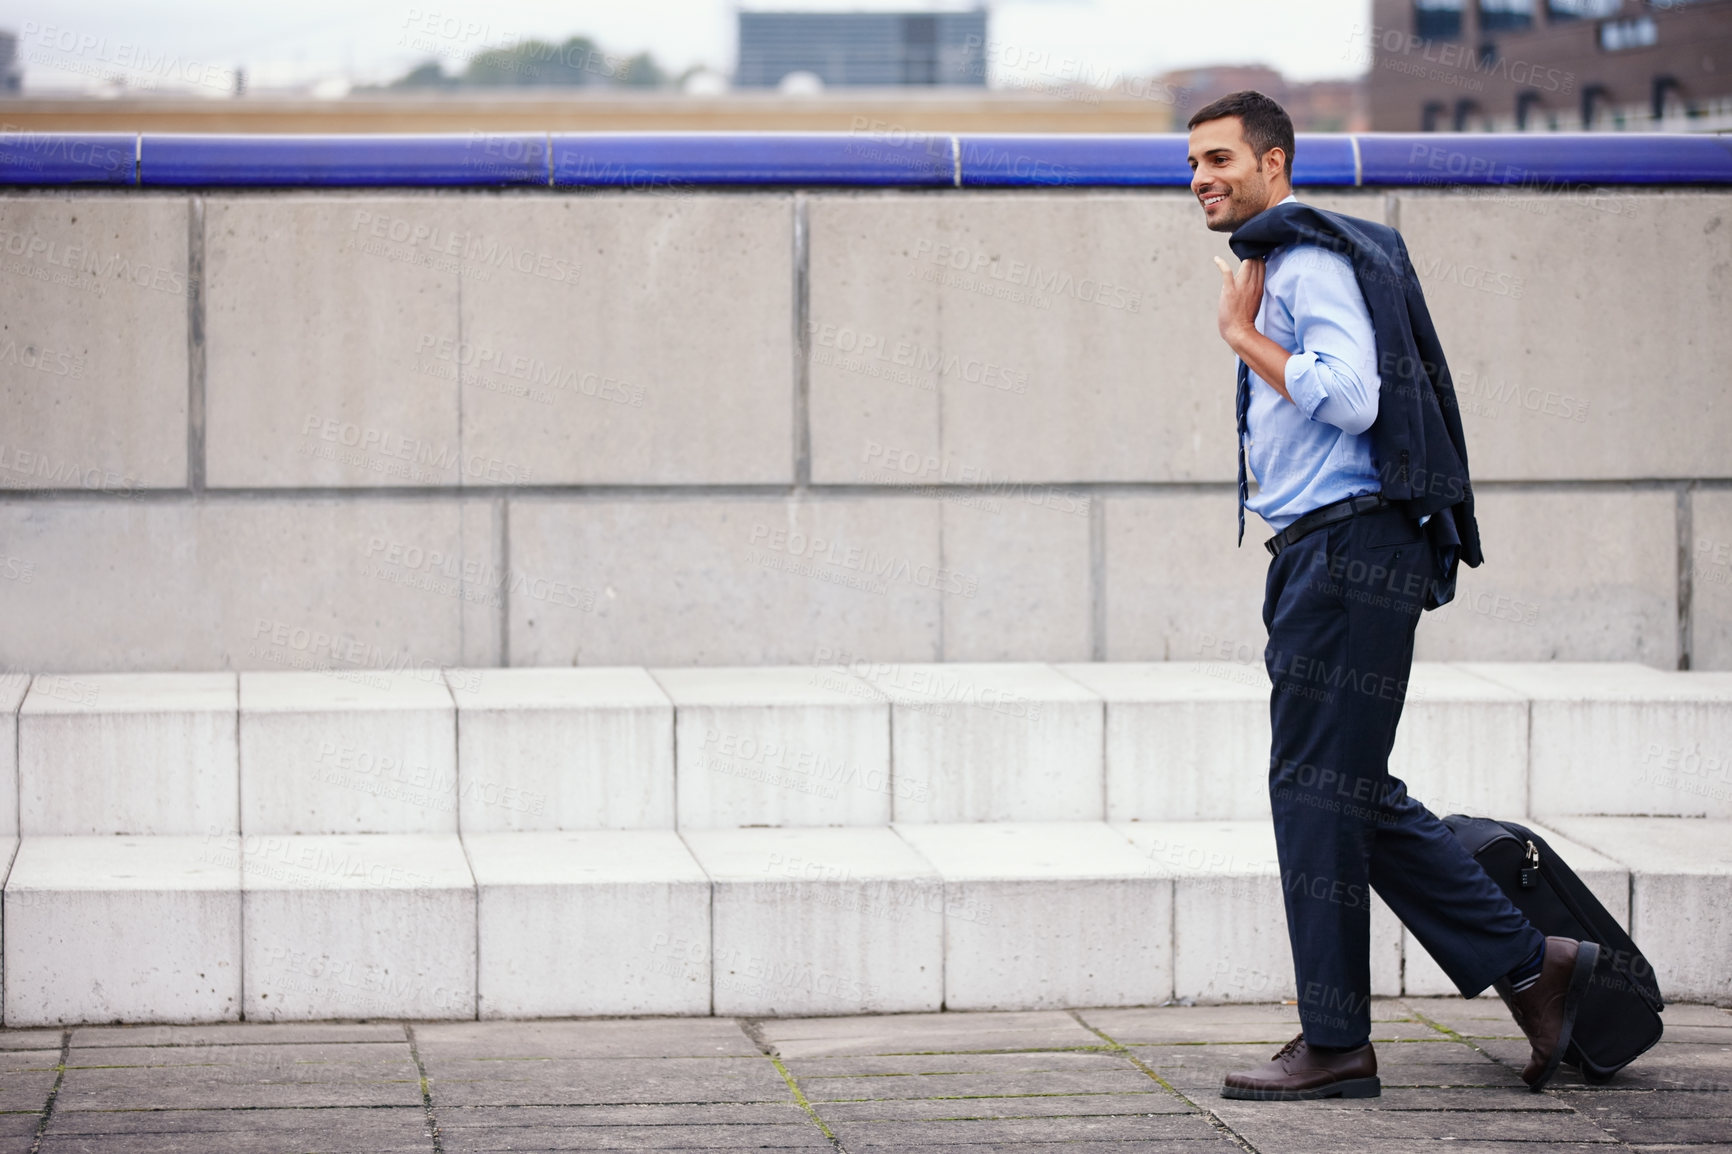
[1394,233,1484,569]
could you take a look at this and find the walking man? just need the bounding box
[1186,91,1598,1099]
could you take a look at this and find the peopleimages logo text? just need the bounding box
[747,524,978,598]
[909,240,1142,313]
[348,211,582,285]
[1349,24,1575,94]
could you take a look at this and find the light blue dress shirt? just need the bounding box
[1242,196,1383,533]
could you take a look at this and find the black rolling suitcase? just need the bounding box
[1443,815,1664,1082]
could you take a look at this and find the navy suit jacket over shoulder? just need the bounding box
[1229,202,1484,593]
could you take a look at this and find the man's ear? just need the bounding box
[1264,147,1288,182]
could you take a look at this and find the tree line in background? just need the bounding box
[381,36,674,90]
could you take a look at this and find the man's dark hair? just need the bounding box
[1187,90,1295,178]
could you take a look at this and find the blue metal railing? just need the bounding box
[2,131,1729,188]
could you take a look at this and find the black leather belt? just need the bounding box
[1264,493,1389,558]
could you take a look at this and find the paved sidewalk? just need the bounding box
[2,998,1728,1153]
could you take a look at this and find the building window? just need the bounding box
[1600,16,1658,50]
[1479,0,1536,32]
[1415,0,1465,40]
[1547,0,1622,19]
[1422,100,1448,130]
[1652,74,1688,118]
[736,10,989,88]
[902,15,938,85]
[1515,90,1546,128]
[1454,99,1491,130]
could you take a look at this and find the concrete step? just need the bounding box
[9,662,1731,834]
[1,663,1729,1023]
[1464,663,1732,819]
[1546,816,1732,1004]
[1057,661,1531,821]
[651,666,891,829]
[2,834,241,1026]
[239,671,458,835]
[464,828,709,1018]
[1114,820,1405,1003]
[680,825,944,1017]
[0,835,15,1019]
[1,673,30,836]
[3,817,1723,1024]
[892,821,1171,1010]
[874,663,1105,822]
[446,667,675,832]
[236,832,476,1022]
[18,672,238,836]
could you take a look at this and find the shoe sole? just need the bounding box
[1526,940,1601,1093]
[1220,1076,1381,1101]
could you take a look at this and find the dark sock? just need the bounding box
[1507,939,1546,993]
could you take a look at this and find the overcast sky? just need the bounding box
[4,0,1374,94]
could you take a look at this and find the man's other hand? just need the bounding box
[1214,254,1264,346]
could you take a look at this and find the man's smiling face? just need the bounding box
[1188,116,1281,234]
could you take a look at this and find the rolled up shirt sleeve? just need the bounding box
[1278,248,1380,436]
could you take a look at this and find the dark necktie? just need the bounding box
[1236,358,1250,547]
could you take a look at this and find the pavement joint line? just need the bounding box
[403,1023,445,1154]
[429,1102,814,1108]
[1395,1000,1518,1063]
[1124,1038,1452,1048]
[1377,1083,1529,1090]
[431,1054,757,1064]
[832,1110,1200,1125]
[820,1091,1161,1105]
[384,1098,796,1109]
[20,1104,443,1114]
[767,1055,847,1152]
[65,1039,412,1049]
[61,1062,229,1070]
[803,1066,1125,1079]
[782,1046,1119,1058]
[738,1018,848,1152]
[735,1018,781,1060]
[1068,1010,1262,1154]
[1553,1086,1732,1094]
[26,1029,70,1154]
[1351,1105,1578,1113]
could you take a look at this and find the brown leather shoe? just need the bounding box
[1500,936,1601,1091]
[1220,1034,1380,1100]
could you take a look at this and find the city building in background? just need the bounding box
[0,30,20,94]
[0,5,1368,136]
[1158,64,1369,131]
[1364,0,1732,130]
[736,7,988,88]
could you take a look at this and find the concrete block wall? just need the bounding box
[2,188,1728,673]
